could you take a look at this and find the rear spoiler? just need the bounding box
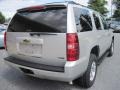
[17,5,46,12]
[17,5,66,13]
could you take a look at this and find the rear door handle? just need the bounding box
[105,33,111,36]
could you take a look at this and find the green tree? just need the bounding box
[113,0,120,18]
[88,0,108,15]
[0,12,5,24]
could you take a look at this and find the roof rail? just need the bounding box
[44,1,82,6]
[66,1,90,9]
[44,1,93,11]
[65,1,77,4]
[18,1,92,12]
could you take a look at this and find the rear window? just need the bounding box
[8,7,67,33]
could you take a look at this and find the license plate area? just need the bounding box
[18,43,42,57]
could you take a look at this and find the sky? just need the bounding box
[0,0,112,19]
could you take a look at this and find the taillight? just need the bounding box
[27,6,45,11]
[67,33,79,61]
[4,32,7,50]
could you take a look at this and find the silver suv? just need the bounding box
[4,1,114,88]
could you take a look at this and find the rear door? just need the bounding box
[6,5,67,66]
[92,12,106,56]
[100,15,112,49]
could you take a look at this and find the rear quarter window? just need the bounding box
[73,7,93,32]
[8,7,67,33]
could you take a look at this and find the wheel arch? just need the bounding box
[90,45,100,58]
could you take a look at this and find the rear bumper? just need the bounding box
[4,56,88,82]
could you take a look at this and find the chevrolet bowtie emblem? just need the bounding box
[23,39,30,43]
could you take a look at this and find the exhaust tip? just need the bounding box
[20,67,34,74]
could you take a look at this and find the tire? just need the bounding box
[75,54,97,88]
[108,40,114,57]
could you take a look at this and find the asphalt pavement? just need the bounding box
[0,33,120,90]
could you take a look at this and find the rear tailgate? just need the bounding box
[6,5,67,67]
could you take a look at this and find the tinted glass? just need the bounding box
[8,7,67,33]
[93,14,102,30]
[0,28,6,32]
[74,7,92,32]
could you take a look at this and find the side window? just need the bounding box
[93,14,102,30]
[100,16,109,30]
[74,7,92,32]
